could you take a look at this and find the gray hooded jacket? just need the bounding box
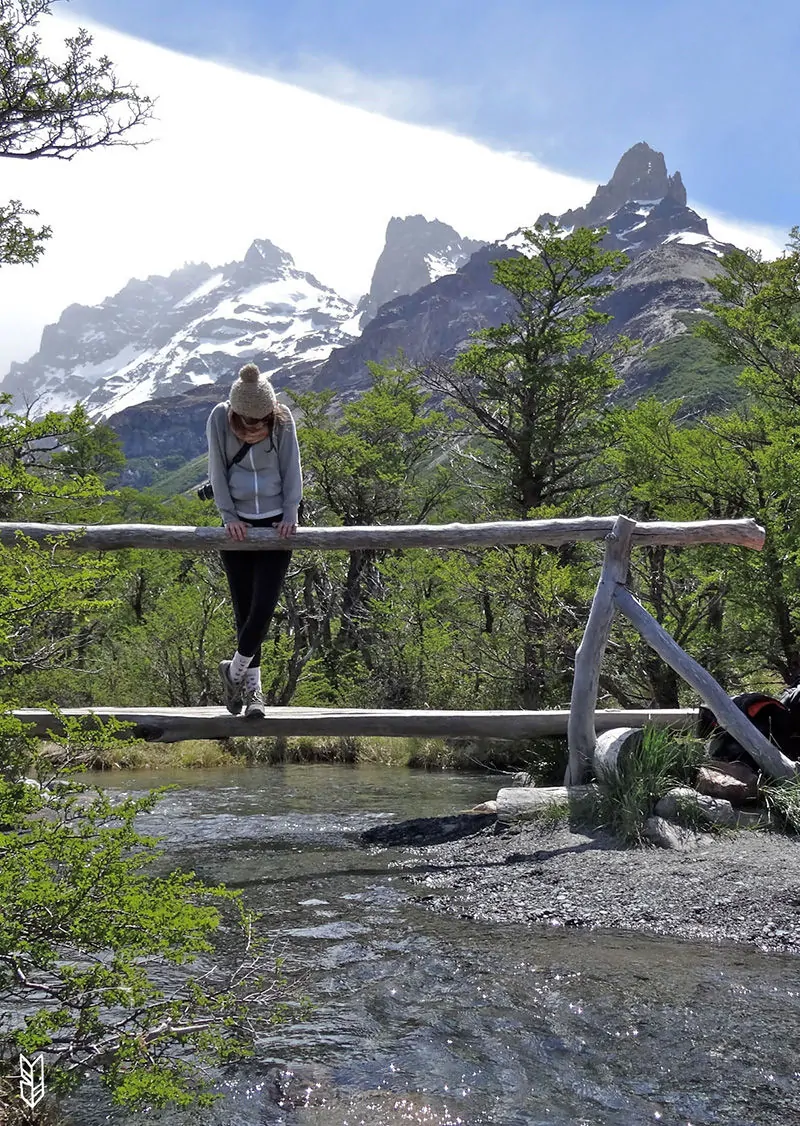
[206,402,303,525]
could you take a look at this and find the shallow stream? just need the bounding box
[64,764,800,1125]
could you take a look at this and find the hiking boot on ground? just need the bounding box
[244,686,267,720]
[218,660,244,715]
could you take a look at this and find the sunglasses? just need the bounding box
[243,413,274,425]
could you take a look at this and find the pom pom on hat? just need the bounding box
[230,362,277,418]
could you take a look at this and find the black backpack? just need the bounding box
[697,691,800,769]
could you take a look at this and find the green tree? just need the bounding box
[696,229,800,409]
[0,413,300,1119]
[603,226,800,703]
[425,225,631,707]
[1,0,153,266]
[0,398,120,684]
[294,362,453,683]
[602,397,744,705]
[50,409,126,482]
[427,224,630,518]
[691,234,800,686]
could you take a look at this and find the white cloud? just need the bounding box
[258,52,467,123]
[0,15,594,377]
[696,206,788,258]
[0,15,789,380]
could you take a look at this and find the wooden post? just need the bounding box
[565,514,636,786]
[613,586,797,780]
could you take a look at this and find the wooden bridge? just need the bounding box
[12,706,698,744]
[2,513,795,784]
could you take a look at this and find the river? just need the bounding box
[63,763,800,1125]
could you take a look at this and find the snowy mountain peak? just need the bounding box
[559,142,688,233]
[498,142,732,263]
[358,215,485,326]
[2,240,356,420]
[242,238,294,273]
[606,142,672,202]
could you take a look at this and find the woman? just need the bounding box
[206,362,302,719]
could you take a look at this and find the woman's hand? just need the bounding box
[276,520,297,540]
[225,521,249,541]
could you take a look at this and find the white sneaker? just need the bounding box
[218,660,244,715]
[244,686,266,720]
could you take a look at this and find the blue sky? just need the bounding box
[71,0,799,231]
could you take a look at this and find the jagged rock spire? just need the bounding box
[359,215,484,326]
[560,142,687,228]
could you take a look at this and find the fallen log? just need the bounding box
[592,727,644,780]
[496,784,598,822]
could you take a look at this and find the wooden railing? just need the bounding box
[0,517,766,552]
[3,515,791,782]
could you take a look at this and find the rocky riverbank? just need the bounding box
[399,820,800,955]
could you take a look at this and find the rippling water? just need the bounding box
[62,764,800,1126]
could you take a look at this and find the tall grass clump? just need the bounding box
[595,726,708,845]
[760,776,800,834]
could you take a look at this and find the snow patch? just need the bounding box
[59,343,141,384]
[664,231,710,246]
[175,272,225,308]
[663,231,726,257]
[340,312,363,337]
[98,370,159,418]
[424,252,460,282]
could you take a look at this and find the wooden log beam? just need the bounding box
[566,514,636,786]
[496,784,598,822]
[11,706,699,744]
[613,586,797,780]
[592,727,644,780]
[0,517,766,553]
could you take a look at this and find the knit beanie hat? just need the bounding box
[229,363,278,418]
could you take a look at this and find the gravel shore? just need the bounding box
[402,821,800,954]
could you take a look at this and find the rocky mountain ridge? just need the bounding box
[4,142,742,475]
[1,239,360,419]
[2,214,485,424]
[357,215,484,327]
[308,141,734,402]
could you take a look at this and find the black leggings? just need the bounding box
[220,516,291,668]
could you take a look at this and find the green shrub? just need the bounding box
[0,714,302,1120]
[761,775,800,834]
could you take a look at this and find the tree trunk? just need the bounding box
[520,547,546,708]
[763,544,800,683]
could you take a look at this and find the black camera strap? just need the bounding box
[228,442,251,469]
